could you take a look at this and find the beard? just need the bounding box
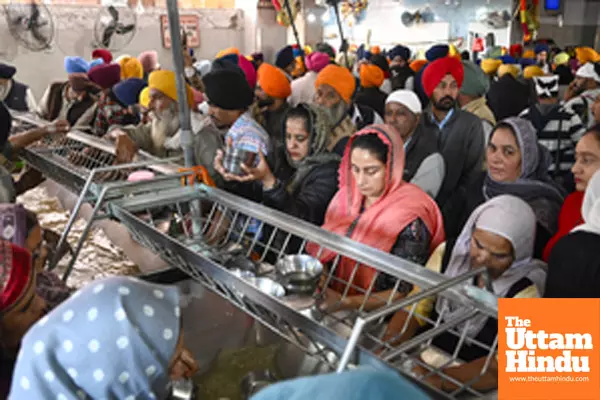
[432,95,456,111]
[323,100,349,125]
[150,104,180,153]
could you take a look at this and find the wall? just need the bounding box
[0,5,247,98]
[537,0,600,47]
[322,0,512,54]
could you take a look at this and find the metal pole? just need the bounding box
[166,0,195,168]
[283,0,304,65]
[331,2,349,68]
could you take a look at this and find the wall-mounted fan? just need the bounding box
[401,8,435,27]
[4,2,54,52]
[484,10,511,29]
[93,5,136,51]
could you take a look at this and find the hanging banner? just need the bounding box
[160,14,200,49]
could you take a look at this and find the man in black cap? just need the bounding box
[275,45,296,81]
[204,65,270,201]
[388,45,415,91]
[0,63,37,112]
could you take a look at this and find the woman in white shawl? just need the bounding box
[384,195,547,393]
[545,170,600,297]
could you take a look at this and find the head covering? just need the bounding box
[480,59,502,75]
[519,58,537,68]
[138,86,150,108]
[316,42,336,59]
[573,170,600,235]
[9,276,181,399]
[499,55,517,65]
[64,57,90,74]
[88,58,104,69]
[113,78,147,106]
[306,124,445,293]
[370,45,381,55]
[575,62,600,83]
[193,60,212,77]
[91,49,112,64]
[509,44,523,59]
[251,52,264,63]
[386,90,422,115]
[118,57,144,79]
[523,65,545,79]
[487,75,533,121]
[555,64,575,86]
[148,70,193,107]
[215,47,240,59]
[533,75,559,98]
[409,59,427,73]
[275,45,295,69]
[284,104,340,193]
[437,195,546,337]
[389,45,410,61]
[370,54,390,74]
[305,52,329,73]
[0,63,16,80]
[252,370,429,400]
[484,117,565,233]
[203,68,254,110]
[0,239,33,312]
[554,52,570,66]
[461,60,490,97]
[535,43,550,55]
[137,50,159,74]
[237,55,257,89]
[426,44,449,62]
[522,49,536,60]
[257,63,291,99]
[68,73,97,93]
[421,56,464,97]
[315,64,356,104]
[576,47,600,64]
[497,64,520,78]
[359,64,384,88]
[87,63,121,89]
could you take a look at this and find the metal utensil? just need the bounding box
[170,378,196,400]
[247,277,286,298]
[223,148,257,176]
[275,255,323,295]
[241,369,277,399]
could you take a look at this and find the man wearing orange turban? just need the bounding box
[355,64,387,117]
[419,56,485,234]
[314,64,383,155]
[255,63,292,148]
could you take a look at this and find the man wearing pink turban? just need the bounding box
[289,52,330,107]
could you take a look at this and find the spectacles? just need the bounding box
[472,237,513,261]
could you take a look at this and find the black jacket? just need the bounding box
[403,124,439,182]
[263,159,340,227]
[355,87,387,119]
[4,81,28,111]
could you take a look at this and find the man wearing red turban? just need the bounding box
[419,57,485,232]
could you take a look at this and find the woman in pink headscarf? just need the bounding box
[307,124,444,311]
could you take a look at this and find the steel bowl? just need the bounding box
[247,277,286,298]
[241,369,277,399]
[223,148,257,176]
[229,268,256,280]
[275,255,323,295]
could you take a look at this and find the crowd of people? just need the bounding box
[0,39,600,399]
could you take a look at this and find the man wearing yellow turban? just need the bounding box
[108,70,225,184]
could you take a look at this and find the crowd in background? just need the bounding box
[0,38,599,399]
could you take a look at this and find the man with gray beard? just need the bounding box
[108,70,225,184]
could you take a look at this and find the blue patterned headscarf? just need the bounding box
[9,276,181,399]
[251,369,429,400]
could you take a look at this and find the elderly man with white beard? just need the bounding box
[108,70,225,184]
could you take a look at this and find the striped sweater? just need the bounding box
[520,104,585,175]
